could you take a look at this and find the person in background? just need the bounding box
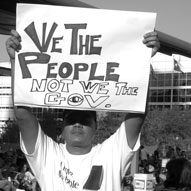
[180,151,187,159]
[156,158,191,191]
[175,147,181,158]
[166,146,175,159]
[0,179,16,191]
[15,162,37,191]
[139,145,149,172]
[6,29,160,191]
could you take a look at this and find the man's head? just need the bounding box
[62,109,97,154]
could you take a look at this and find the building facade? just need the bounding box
[149,53,191,110]
[0,76,14,127]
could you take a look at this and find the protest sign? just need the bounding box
[15,4,156,112]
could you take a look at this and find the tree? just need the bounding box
[93,112,126,144]
[2,119,20,143]
[141,108,191,151]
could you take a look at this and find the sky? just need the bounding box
[79,0,191,42]
[1,0,191,62]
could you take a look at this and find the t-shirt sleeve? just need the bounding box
[20,123,55,180]
[98,122,140,177]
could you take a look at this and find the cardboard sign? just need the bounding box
[134,173,155,191]
[15,4,156,112]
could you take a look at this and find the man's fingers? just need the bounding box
[143,31,159,44]
[6,36,22,52]
[144,40,160,48]
[10,29,21,42]
[143,31,158,38]
[142,31,160,57]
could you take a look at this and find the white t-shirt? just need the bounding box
[20,122,140,191]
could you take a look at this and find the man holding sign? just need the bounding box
[6,5,160,191]
[6,29,159,191]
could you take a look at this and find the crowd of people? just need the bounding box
[136,145,191,191]
[0,149,39,191]
[0,145,191,191]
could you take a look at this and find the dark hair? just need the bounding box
[62,109,97,122]
[164,158,191,190]
[62,109,97,130]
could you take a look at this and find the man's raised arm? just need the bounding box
[125,31,160,149]
[6,30,39,154]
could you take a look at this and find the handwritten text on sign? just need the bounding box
[15,4,156,112]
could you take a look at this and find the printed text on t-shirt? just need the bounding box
[58,162,79,189]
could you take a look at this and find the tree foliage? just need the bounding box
[141,108,191,151]
[2,119,20,143]
[93,112,126,144]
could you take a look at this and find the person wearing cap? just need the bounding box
[6,30,160,191]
